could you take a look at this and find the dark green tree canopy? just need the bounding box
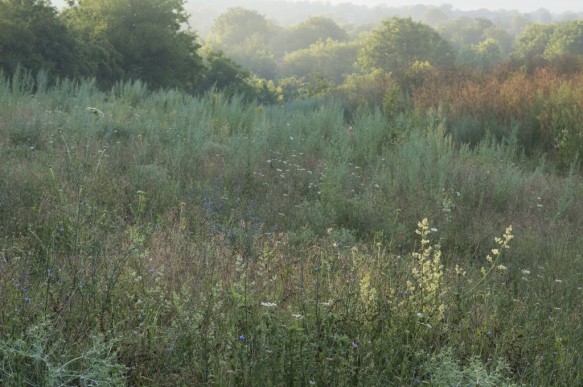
[358,17,454,77]
[197,49,252,96]
[196,49,277,103]
[0,0,78,78]
[62,0,204,90]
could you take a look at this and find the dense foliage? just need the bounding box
[61,0,204,90]
[0,0,79,77]
[2,2,583,385]
[358,17,455,77]
[1,68,583,386]
[204,7,278,79]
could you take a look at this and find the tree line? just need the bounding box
[2,0,583,103]
[0,0,266,98]
[206,7,583,83]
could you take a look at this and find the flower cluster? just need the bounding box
[407,218,445,322]
[483,225,513,276]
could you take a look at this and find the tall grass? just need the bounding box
[1,72,582,385]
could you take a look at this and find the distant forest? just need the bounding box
[3,0,583,92]
[189,0,583,35]
[2,0,583,111]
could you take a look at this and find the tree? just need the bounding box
[511,23,557,63]
[280,39,360,84]
[62,0,204,90]
[508,14,532,36]
[421,7,450,28]
[205,7,277,79]
[456,38,504,70]
[482,27,514,56]
[544,21,583,60]
[206,7,271,51]
[358,17,454,79]
[273,16,349,57]
[0,0,79,78]
[197,49,254,97]
[336,69,403,117]
[438,17,495,49]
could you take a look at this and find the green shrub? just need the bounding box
[0,321,125,386]
[423,347,515,386]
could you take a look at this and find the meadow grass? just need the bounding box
[1,73,582,385]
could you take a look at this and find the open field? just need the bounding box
[1,72,583,385]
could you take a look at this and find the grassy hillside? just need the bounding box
[1,72,582,385]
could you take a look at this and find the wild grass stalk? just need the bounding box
[1,72,582,385]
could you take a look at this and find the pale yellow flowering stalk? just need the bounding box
[408,218,446,322]
[481,225,513,278]
[466,225,513,295]
[359,272,378,314]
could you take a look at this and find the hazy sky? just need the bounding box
[319,1,582,13]
[49,0,583,13]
